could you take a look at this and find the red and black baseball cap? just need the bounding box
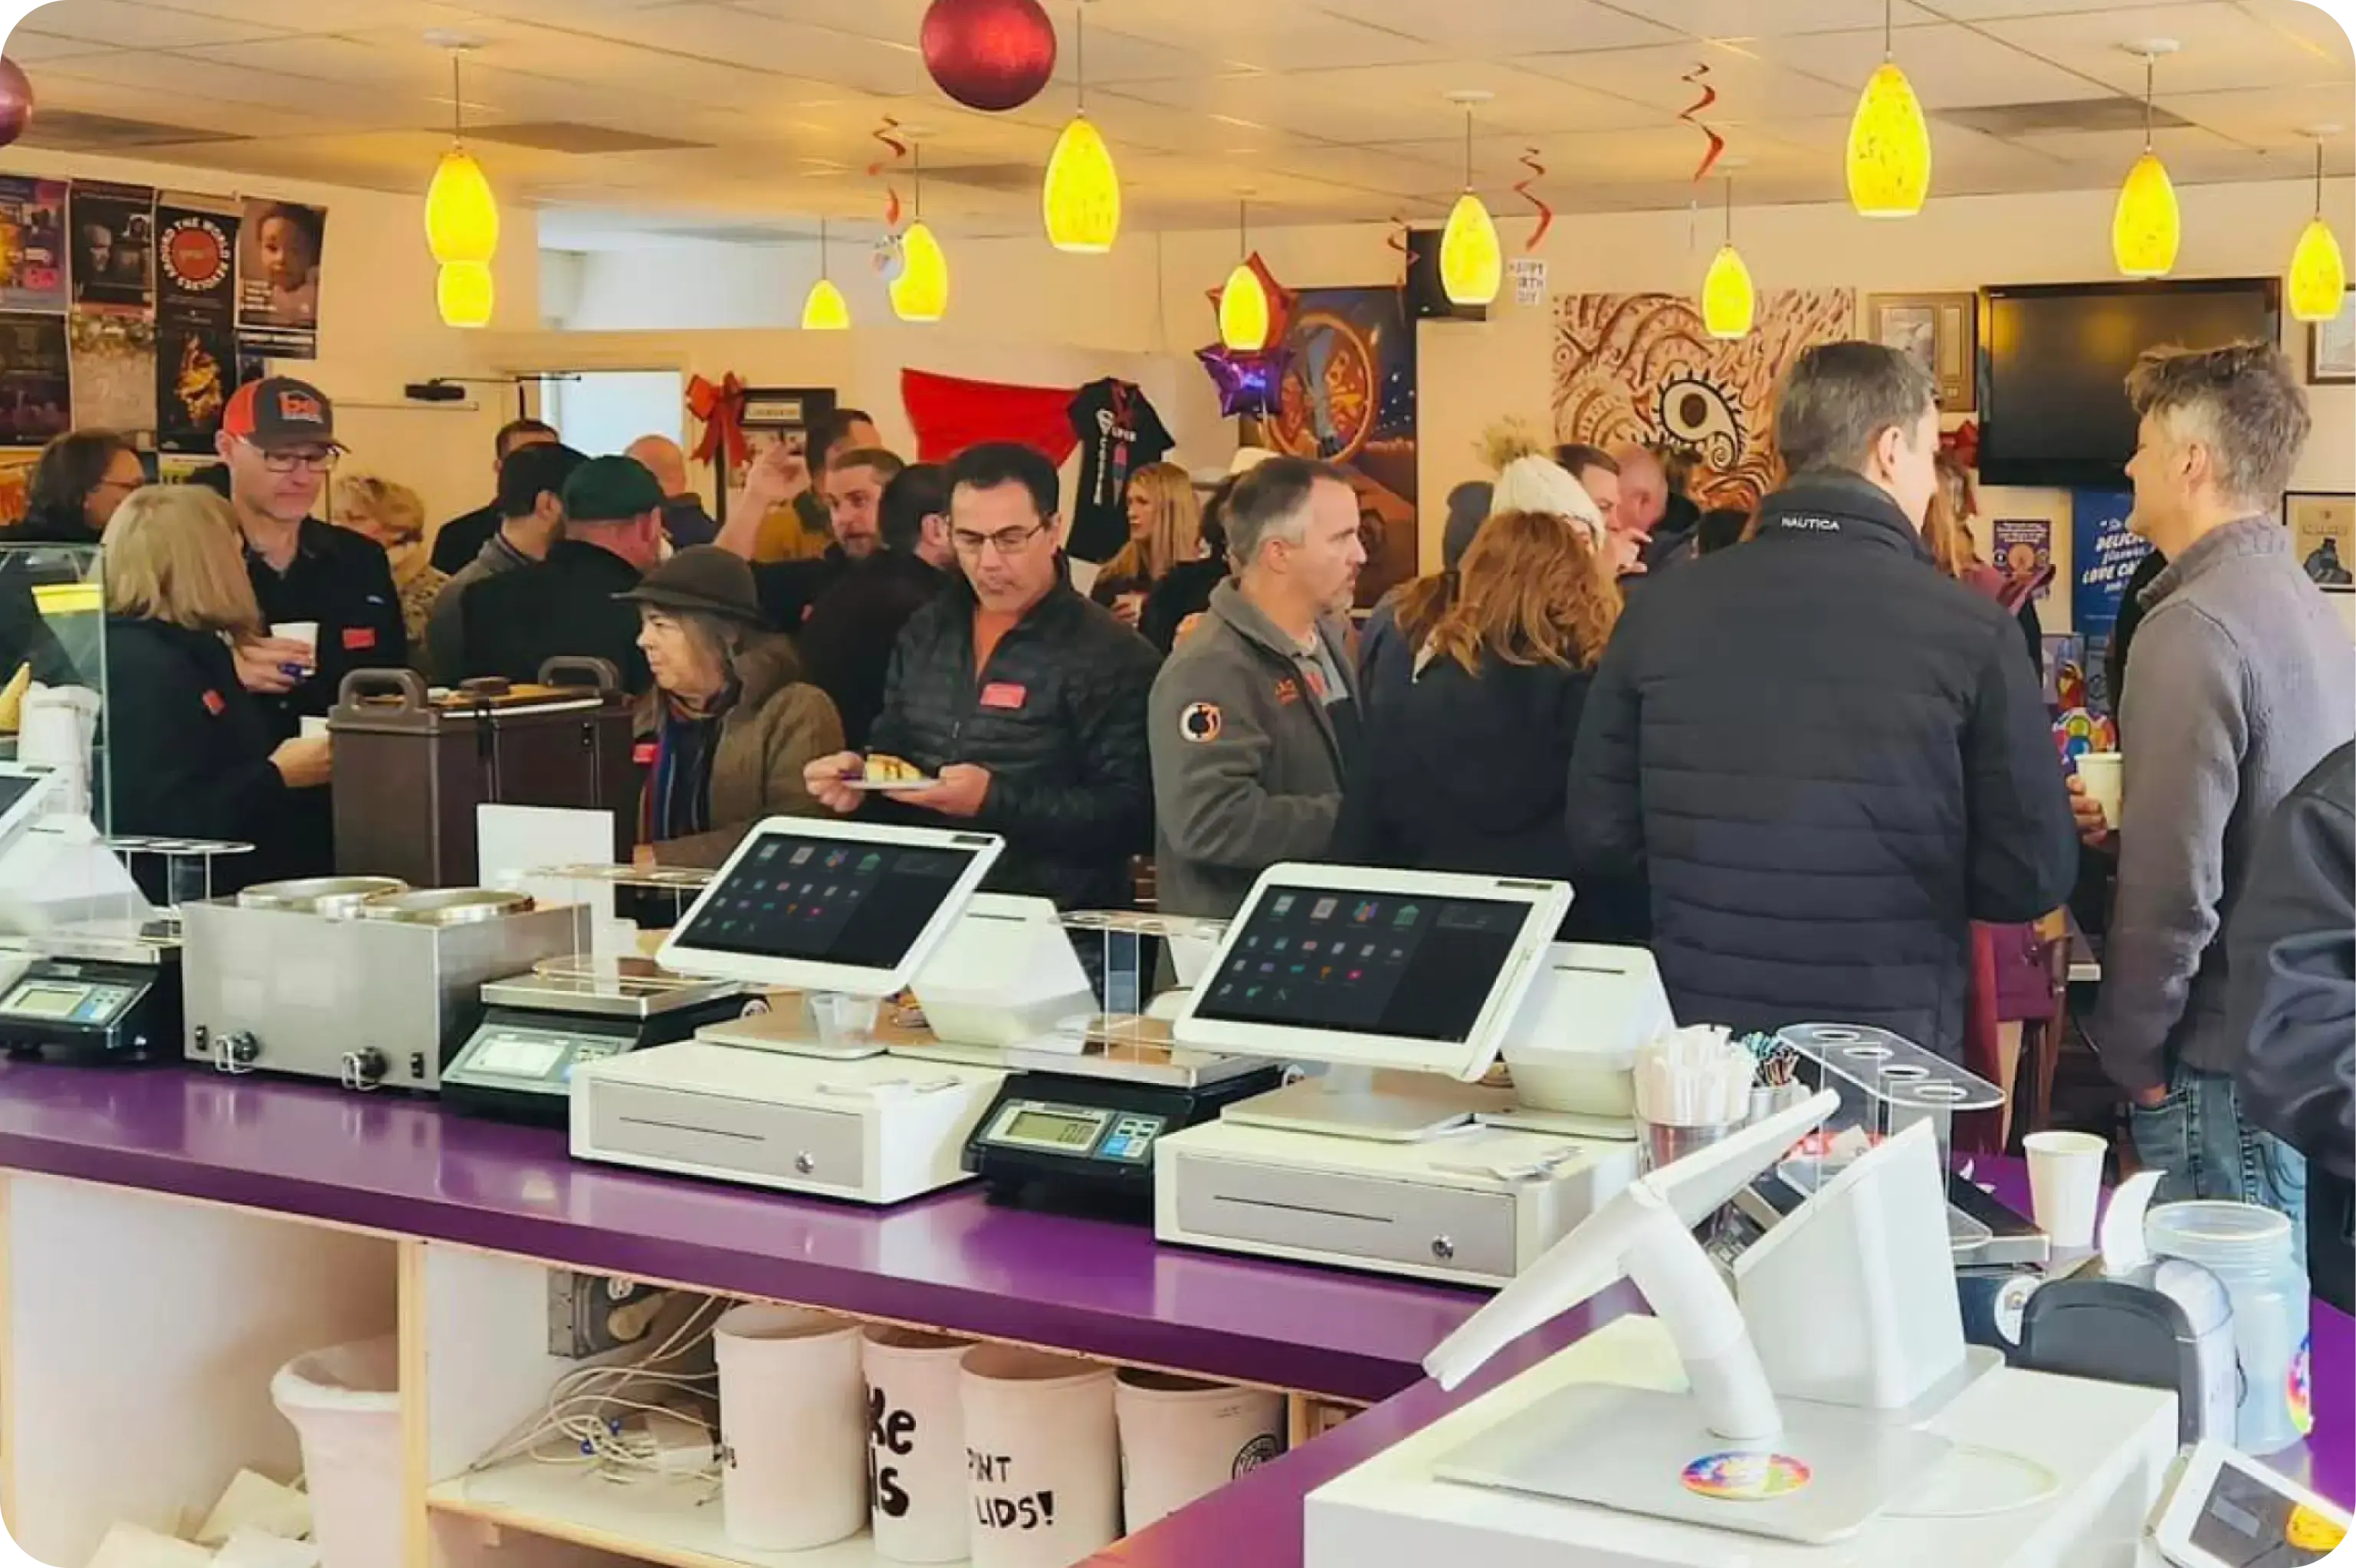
[222,376,340,451]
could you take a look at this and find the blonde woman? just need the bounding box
[1334,507,1636,941]
[333,473,445,672]
[104,485,333,888]
[1091,461,1201,628]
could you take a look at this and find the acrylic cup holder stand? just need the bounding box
[1772,1022,2003,1197]
[1054,910,1229,1053]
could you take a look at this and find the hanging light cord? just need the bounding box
[1237,197,1248,261]
[2142,54,2155,153]
[2315,139,2325,218]
[450,53,464,143]
[818,217,829,279]
[1075,5,1088,113]
[913,143,924,220]
[1883,0,1893,62]
[1462,107,1475,193]
[1723,173,1734,242]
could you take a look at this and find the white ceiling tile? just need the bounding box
[3,28,130,61]
[1051,0,1437,74]
[1915,0,2207,18]
[1517,38,1860,120]
[1743,21,2118,107]
[2162,83,2356,149]
[111,0,488,30]
[1977,2,2348,94]
[2232,0,2356,67]
[1611,0,1944,38]
[16,0,290,50]
[1331,0,1680,54]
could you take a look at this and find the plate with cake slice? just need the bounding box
[840,753,939,791]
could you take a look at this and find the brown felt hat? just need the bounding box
[614,545,765,627]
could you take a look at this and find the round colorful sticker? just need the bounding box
[1681,1451,1812,1501]
[2289,1335,2314,1436]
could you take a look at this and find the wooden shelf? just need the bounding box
[427,1461,904,1568]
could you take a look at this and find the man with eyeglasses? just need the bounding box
[215,377,406,736]
[804,441,1158,914]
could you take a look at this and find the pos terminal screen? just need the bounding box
[1191,886,1527,1043]
[674,830,980,971]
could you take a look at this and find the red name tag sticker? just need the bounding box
[980,682,1027,710]
[632,742,658,766]
[201,689,225,717]
[342,626,376,651]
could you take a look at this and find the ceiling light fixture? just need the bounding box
[1219,193,1270,352]
[1042,2,1120,253]
[2112,40,2181,278]
[424,38,497,328]
[891,141,950,323]
[1439,89,1501,307]
[803,218,850,330]
[1846,0,1931,217]
[1702,173,1754,340]
[2288,127,2346,323]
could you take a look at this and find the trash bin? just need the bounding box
[269,1337,402,1568]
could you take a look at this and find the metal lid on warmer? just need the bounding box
[356,888,533,927]
[236,876,409,916]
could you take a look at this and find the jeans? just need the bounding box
[2129,1064,2309,1266]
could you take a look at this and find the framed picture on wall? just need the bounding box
[2285,491,2354,591]
[2308,289,2356,384]
[1869,292,1977,412]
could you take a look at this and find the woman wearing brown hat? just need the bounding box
[622,546,845,868]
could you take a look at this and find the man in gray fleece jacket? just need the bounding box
[2092,342,2355,1235]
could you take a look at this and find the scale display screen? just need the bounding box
[1001,1107,1106,1150]
[0,978,133,1025]
[468,1032,570,1080]
[1191,887,1528,1043]
[674,830,983,969]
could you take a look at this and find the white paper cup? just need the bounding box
[1114,1371,1285,1530]
[2076,751,2123,830]
[960,1346,1119,1568]
[713,1304,868,1551]
[864,1327,974,1563]
[271,620,320,658]
[2024,1130,2108,1250]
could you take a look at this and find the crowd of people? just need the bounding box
[5,337,2350,1304]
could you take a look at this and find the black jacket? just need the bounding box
[753,548,853,635]
[1140,558,1227,655]
[431,500,500,576]
[0,504,99,686]
[868,579,1159,910]
[2229,741,2354,1313]
[1567,472,2079,1058]
[1336,655,1637,943]
[103,615,330,891]
[457,539,650,693]
[1642,493,1701,575]
[243,518,409,735]
[797,550,946,751]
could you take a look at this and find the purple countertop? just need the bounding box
[0,1062,1485,1404]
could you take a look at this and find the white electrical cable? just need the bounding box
[1882,1442,2062,1520]
[468,1294,730,1482]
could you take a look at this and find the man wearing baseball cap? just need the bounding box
[215,376,407,734]
[457,454,664,692]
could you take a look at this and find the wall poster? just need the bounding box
[156,195,241,451]
[0,176,68,313]
[237,197,325,359]
[67,180,156,316]
[1242,284,1419,606]
[0,311,71,445]
[1551,289,1856,513]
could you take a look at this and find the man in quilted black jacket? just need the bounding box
[1567,341,2079,1060]
[805,442,1160,912]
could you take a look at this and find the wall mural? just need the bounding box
[1551,289,1856,511]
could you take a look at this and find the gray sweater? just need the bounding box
[2093,517,2356,1093]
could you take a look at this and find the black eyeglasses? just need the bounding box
[950,519,1053,558]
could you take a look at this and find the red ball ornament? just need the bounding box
[921,0,1057,113]
[0,58,33,149]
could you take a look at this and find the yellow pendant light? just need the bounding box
[1042,8,1120,253]
[426,42,498,325]
[1219,197,1270,352]
[2288,136,2347,323]
[436,261,494,330]
[2112,43,2181,278]
[1846,2,1931,218]
[1701,177,1754,340]
[802,219,850,330]
[890,145,949,323]
[1439,90,1501,307]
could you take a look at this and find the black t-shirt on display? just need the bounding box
[1066,379,1173,566]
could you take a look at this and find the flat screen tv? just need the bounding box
[1977,279,2282,487]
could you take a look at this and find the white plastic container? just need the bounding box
[1498,943,1672,1119]
[268,1337,402,1568]
[864,1326,975,1563]
[713,1304,868,1550]
[1114,1371,1285,1530]
[960,1345,1120,1568]
[2148,1201,2312,1455]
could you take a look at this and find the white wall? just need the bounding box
[0,146,543,530]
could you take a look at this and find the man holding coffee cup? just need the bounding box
[215,376,407,736]
[2090,343,2354,1232]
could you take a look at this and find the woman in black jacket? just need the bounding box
[103,485,333,891]
[0,429,142,684]
[1334,507,1637,941]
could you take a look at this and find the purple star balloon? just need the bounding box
[1196,342,1289,418]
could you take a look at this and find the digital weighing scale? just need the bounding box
[966,1021,1281,1215]
[0,942,181,1063]
[571,817,1013,1205]
[442,956,753,1125]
